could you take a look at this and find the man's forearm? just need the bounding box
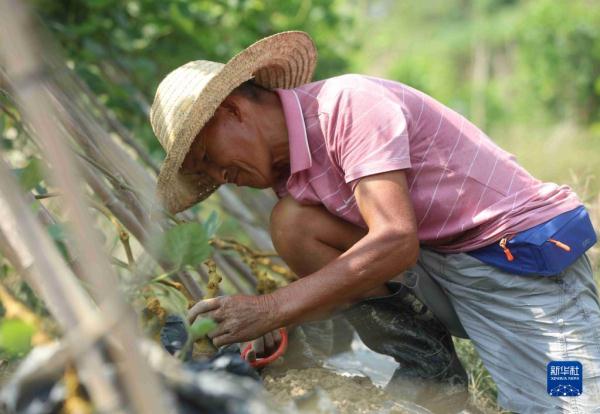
[267,229,419,326]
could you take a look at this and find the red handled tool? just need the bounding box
[241,327,288,368]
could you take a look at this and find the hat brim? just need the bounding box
[154,31,317,214]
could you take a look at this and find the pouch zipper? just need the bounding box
[548,238,571,252]
[498,236,572,262]
[499,237,514,261]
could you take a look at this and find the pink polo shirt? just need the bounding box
[273,75,581,253]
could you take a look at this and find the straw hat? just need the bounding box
[150,31,317,214]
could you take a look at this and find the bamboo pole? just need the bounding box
[80,160,150,244]
[218,186,276,250]
[3,52,207,300]
[46,74,209,298]
[0,159,125,413]
[70,72,161,175]
[52,85,154,224]
[0,2,172,412]
[179,270,204,300]
[212,252,253,294]
[5,6,293,297]
[5,74,277,301]
[3,101,206,298]
[221,253,259,290]
[81,159,204,298]
[87,58,282,252]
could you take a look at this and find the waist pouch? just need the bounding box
[468,205,597,276]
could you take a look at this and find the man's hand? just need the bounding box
[187,294,280,347]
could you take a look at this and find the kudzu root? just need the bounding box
[192,258,222,358]
[255,257,296,281]
[256,269,278,294]
[211,237,297,283]
[204,258,222,299]
[141,296,167,340]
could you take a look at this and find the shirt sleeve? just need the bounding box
[326,88,411,191]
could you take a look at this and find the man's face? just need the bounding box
[180,95,276,188]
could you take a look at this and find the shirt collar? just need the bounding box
[275,88,312,174]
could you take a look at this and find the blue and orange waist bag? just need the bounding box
[468,205,597,276]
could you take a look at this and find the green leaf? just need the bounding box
[0,319,34,357]
[160,223,211,270]
[189,317,217,341]
[15,158,44,191]
[169,3,195,36]
[147,282,188,317]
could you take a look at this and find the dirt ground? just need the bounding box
[263,367,414,414]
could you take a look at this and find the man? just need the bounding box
[151,32,600,413]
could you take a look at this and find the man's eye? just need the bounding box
[203,153,210,163]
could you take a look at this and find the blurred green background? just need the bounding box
[25,0,600,202]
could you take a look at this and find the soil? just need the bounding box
[263,367,409,414]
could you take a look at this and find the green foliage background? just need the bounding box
[21,0,600,196]
[31,0,356,158]
[349,0,600,196]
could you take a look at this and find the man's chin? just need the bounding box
[250,175,275,189]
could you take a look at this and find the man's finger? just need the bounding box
[187,297,221,323]
[204,310,225,323]
[273,329,282,344]
[212,332,236,348]
[207,324,229,340]
[264,331,274,353]
[253,336,265,357]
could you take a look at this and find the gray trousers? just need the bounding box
[404,249,600,413]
